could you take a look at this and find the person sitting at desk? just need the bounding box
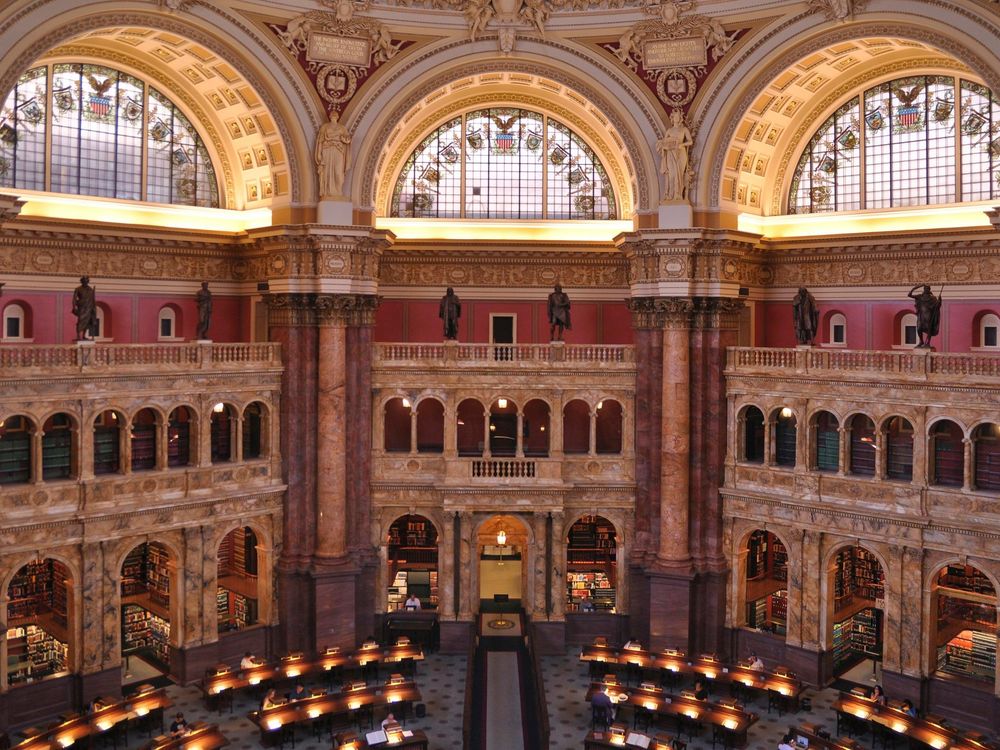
[362,635,379,649]
[240,652,258,670]
[900,699,917,717]
[381,712,398,729]
[869,684,887,706]
[591,688,615,723]
[170,713,189,737]
[623,637,641,650]
[778,732,796,750]
[87,697,105,714]
[693,679,709,701]
[404,594,422,611]
[261,689,283,710]
[287,683,307,702]
[748,653,765,671]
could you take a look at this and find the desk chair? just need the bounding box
[767,688,791,716]
[633,705,654,732]
[711,724,739,750]
[835,710,869,739]
[591,705,612,730]
[675,713,704,740]
[871,722,897,750]
[660,668,682,691]
[671,740,687,750]
[352,704,374,731]
[361,661,379,684]
[276,724,296,750]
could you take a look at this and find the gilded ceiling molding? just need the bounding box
[0,5,308,202]
[351,37,659,211]
[701,14,1000,209]
[766,56,969,214]
[48,42,238,209]
[373,89,632,217]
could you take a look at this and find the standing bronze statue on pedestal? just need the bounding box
[908,284,942,348]
[196,281,213,340]
[439,287,461,340]
[792,286,819,346]
[72,275,98,341]
[547,284,572,341]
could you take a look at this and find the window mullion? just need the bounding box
[542,114,548,219]
[460,112,467,219]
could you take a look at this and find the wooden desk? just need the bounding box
[138,722,228,750]
[11,688,173,750]
[833,692,1000,750]
[794,722,862,750]
[584,728,675,749]
[383,613,438,651]
[334,729,429,749]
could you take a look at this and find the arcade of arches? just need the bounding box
[2,0,1000,732]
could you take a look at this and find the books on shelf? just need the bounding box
[5,623,67,684]
[566,571,615,612]
[939,629,996,681]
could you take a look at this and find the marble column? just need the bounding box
[532,512,548,619]
[837,425,849,476]
[79,419,94,480]
[962,437,974,490]
[800,530,823,649]
[183,526,207,647]
[783,527,805,649]
[898,546,923,675]
[458,511,474,619]
[255,539,275,626]
[658,301,693,564]
[588,411,597,456]
[409,408,417,455]
[438,514,455,618]
[883,544,903,672]
[764,417,776,466]
[550,511,565,621]
[79,542,105,674]
[314,298,348,561]
[443,404,458,459]
[155,417,168,470]
[30,428,42,483]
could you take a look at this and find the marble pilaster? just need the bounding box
[800,530,822,649]
[532,512,548,619]
[315,303,348,560]
[458,511,473,620]
[550,511,565,621]
[438,513,455,618]
[659,301,693,564]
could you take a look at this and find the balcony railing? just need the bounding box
[374,343,635,367]
[0,342,282,373]
[727,347,1000,382]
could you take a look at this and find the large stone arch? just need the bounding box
[693,2,1000,213]
[348,36,662,217]
[0,2,320,206]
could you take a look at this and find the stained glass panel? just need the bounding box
[0,67,46,191]
[390,108,616,220]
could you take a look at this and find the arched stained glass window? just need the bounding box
[789,76,1000,213]
[0,64,219,207]
[391,107,616,220]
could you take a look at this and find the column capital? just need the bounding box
[266,292,380,327]
[627,296,694,329]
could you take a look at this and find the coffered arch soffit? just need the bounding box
[349,37,662,215]
[0,3,322,207]
[693,2,1000,215]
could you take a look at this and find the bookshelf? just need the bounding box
[387,516,439,610]
[745,531,787,631]
[217,527,260,631]
[975,429,1000,490]
[938,630,996,680]
[93,422,120,474]
[815,412,839,471]
[122,604,171,667]
[0,415,31,484]
[934,565,997,680]
[833,607,883,673]
[885,417,914,480]
[774,418,796,466]
[131,423,157,471]
[387,570,439,611]
[933,425,964,486]
[566,516,617,612]
[167,412,190,467]
[849,421,876,476]
[6,624,68,684]
[41,416,72,480]
[211,408,232,462]
[834,547,884,612]
[7,559,68,627]
[566,571,614,612]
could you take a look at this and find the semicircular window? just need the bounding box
[789,76,1000,213]
[0,63,219,207]
[391,107,617,220]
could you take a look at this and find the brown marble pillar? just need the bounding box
[458,510,474,620]
[550,511,565,621]
[315,302,348,560]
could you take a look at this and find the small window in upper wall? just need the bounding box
[158,307,177,340]
[829,313,846,346]
[2,303,26,341]
[980,313,1000,348]
[902,313,918,347]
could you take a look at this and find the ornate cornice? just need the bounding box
[618,232,762,288]
[267,291,380,326]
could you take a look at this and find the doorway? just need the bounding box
[491,314,515,361]
[477,514,528,608]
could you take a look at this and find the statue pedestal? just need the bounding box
[75,339,95,346]
[658,201,692,228]
[196,339,212,344]
[317,199,353,225]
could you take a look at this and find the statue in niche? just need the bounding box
[547,284,572,341]
[792,286,819,346]
[656,109,693,201]
[72,275,98,341]
[908,284,942,348]
[315,110,352,199]
[439,287,462,340]
[196,281,212,340]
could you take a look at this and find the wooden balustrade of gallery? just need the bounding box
[727,347,1000,381]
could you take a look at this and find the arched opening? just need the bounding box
[813,411,840,472]
[242,402,267,460]
[0,415,33,484]
[848,414,876,477]
[744,530,787,637]
[167,407,194,468]
[931,420,965,487]
[742,406,764,463]
[416,399,444,454]
[773,408,797,467]
[121,542,172,675]
[5,558,71,686]
[218,527,259,633]
[210,402,234,463]
[157,306,179,340]
[899,312,918,348]
[563,399,590,455]
[477,514,529,609]
[456,399,485,457]
[94,304,111,339]
[566,515,617,613]
[2,302,29,341]
[595,400,623,455]
[93,410,123,475]
[387,515,439,611]
[884,416,914,481]
[489,397,518,457]
[41,413,75,481]
[384,397,411,453]
[130,408,158,471]
[522,399,551,457]
[977,312,999,348]
[973,423,1000,491]
[827,312,847,347]
[829,546,884,677]
[933,564,997,682]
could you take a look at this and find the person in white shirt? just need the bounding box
[240,652,257,670]
[748,653,765,671]
[404,594,421,610]
[381,712,397,729]
[778,732,796,750]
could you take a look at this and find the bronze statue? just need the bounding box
[439,287,461,340]
[196,281,212,339]
[547,284,572,341]
[908,284,942,348]
[72,275,98,341]
[792,286,819,345]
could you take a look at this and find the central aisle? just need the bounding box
[486,650,526,750]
